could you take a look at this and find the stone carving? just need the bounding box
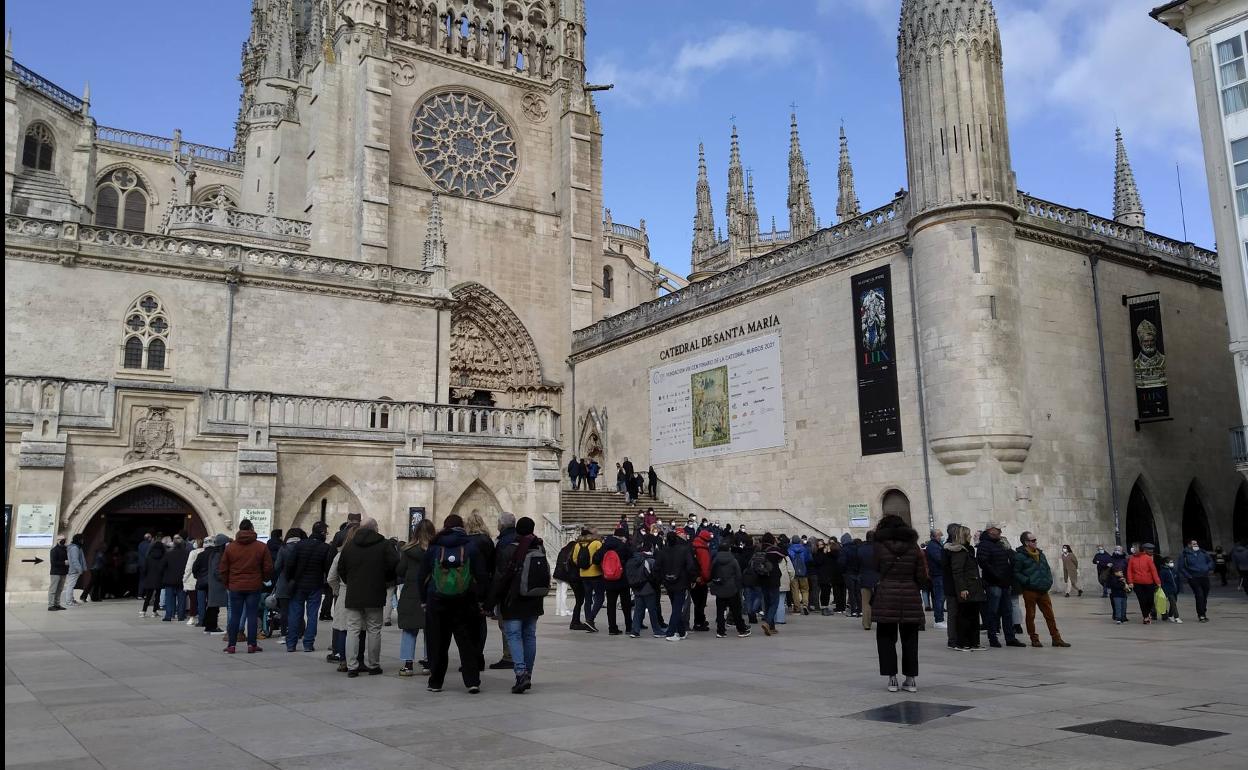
[521,91,548,123]
[449,283,548,398]
[392,58,416,86]
[126,406,179,461]
[411,92,518,200]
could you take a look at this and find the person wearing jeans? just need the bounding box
[227,590,262,649]
[983,585,1021,646]
[286,522,336,652]
[1178,540,1214,622]
[217,520,273,653]
[572,530,604,631]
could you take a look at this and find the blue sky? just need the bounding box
[5,1,1210,276]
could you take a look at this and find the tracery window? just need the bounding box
[95,168,149,230]
[21,123,54,170]
[411,91,518,200]
[120,294,171,372]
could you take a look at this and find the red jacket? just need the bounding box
[691,531,713,584]
[1125,553,1160,586]
[218,529,274,592]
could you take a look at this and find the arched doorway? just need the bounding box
[291,476,365,533]
[449,479,501,524]
[448,282,559,408]
[1181,483,1212,549]
[882,489,912,526]
[1125,480,1157,547]
[1234,481,1247,544]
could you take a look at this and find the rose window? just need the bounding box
[411,92,518,200]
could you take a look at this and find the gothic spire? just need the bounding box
[423,192,447,270]
[726,125,749,254]
[691,142,716,258]
[1113,128,1145,228]
[746,171,759,241]
[787,112,817,240]
[836,125,861,222]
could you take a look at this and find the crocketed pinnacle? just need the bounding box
[899,0,999,48]
[1113,128,1145,228]
[836,125,861,222]
[787,112,817,240]
[746,171,759,242]
[691,142,717,257]
[423,192,447,269]
[726,125,749,251]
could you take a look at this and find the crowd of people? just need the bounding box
[566,455,659,504]
[43,510,1248,696]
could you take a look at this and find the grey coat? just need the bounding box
[206,535,229,607]
[272,538,300,599]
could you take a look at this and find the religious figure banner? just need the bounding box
[1125,292,1169,421]
[852,266,903,455]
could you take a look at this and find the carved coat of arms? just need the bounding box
[126,407,179,461]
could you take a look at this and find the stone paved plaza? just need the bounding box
[4,590,1247,770]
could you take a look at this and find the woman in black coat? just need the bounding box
[397,520,434,676]
[871,516,929,694]
[946,525,986,652]
[139,541,167,618]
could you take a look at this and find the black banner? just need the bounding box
[407,507,426,541]
[1125,293,1170,421]
[852,265,903,455]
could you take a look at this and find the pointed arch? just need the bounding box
[449,282,552,405]
[1181,481,1212,549]
[291,475,366,532]
[448,479,501,523]
[1125,475,1159,549]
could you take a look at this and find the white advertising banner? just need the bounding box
[240,508,273,541]
[650,333,785,464]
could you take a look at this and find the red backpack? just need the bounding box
[602,549,624,582]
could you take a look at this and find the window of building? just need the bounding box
[602,265,614,298]
[95,168,148,230]
[1233,138,1248,217]
[119,294,171,372]
[21,123,54,170]
[1218,33,1248,115]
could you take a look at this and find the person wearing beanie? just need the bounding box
[599,526,635,635]
[486,516,546,694]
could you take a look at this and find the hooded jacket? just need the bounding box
[49,542,69,576]
[487,534,547,620]
[838,535,861,578]
[655,533,697,591]
[709,549,744,599]
[67,542,87,574]
[272,537,302,599]
[924,538,944,578]
[1178,547,1214,579]
[418,528,488,604]
[395,543,427,631]
[206,535,230,607]
[626,551,659,597]
[691,530,714,584]
[218,530,273,593]
[140,542,168,592]
[945,542,985,603]
[161,543,190,588]
[287,533,336,594]
[786,541,812,577]
[976,533,1014,588]
[871,523,929,625]
[337,528,399,609]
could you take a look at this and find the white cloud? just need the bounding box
[815,0,895,32]
[998,0,1200,162]
[590,26,810,105]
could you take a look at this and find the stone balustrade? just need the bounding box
[5,214,434,293]
[13,61,84,113]
[4,375,558,448]
[167,204,312,247]
[94,125,240,166]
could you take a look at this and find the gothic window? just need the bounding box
[193,186,239,209]
[411,91,518,200]
[1218,33,1248,115]
[21,123,54,170]
[95,168,149,230]
[602,265,614,298]
[119,294,171,372]
[1233,138,1248,217]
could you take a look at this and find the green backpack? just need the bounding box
[432,546,472,597]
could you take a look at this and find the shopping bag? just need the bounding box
[1153,587,1169,617]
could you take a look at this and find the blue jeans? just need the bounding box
[1111,596,1128,622]
[743,587,763,618]
[667,588,688,636]
[763,586,781,626]
[162,587,186,620]
[984,585,1016,642]
[632,593,664,635]
[196,589,208,621]
[776,593,787,624]
[227,590,261,647]
[286,589,322,650]
[930,575,945,623]
[583,578,606,623]
[399,628,427,662]
[502,617,538,676]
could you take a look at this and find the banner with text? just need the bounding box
[650,333,785,464]
[852,265,903,455]
[1125,292,1170,421]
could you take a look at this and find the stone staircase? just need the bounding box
[559,488,683,535]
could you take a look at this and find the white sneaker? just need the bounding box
[185,618,196,626]
[140,611,149,618]
[934,621,947,629]
[1173,618,1183,624]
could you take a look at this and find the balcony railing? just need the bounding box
[167,204,312,244]
[95,125,240,165]
[13,61,84,112]
[1233,426,1248,469]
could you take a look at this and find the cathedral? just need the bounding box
[3,0,1242,599]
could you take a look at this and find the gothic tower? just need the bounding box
[899,0,1032,496]
[787,113,816,240]
[725,125,749,262]
[1113,128,1146,228]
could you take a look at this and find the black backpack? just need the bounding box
[553,541,576,582]
[575,542,593,570]
[749,551,772,577]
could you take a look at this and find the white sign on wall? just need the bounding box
[650,333,785,464]
[240,508,273,541]
[15,504,57,548]
[848,503,871,529]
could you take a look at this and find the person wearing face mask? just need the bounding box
[1059,545,1081,598]
[1158,555,1182,623]
[1125,543,1161,624]
[1109,545,1128,577]
[1092,546,1113,597]
[1178,539,1213,623]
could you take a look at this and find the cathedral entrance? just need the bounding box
[881,489,912,526]
[448,282,558,408]
[1180,483,1211,549]
[1124,480,1157,548]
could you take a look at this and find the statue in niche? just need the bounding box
[126,406,179,462]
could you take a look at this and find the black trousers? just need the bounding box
[715,594,748,634]
[570,580,585,623]
[876,622,920,677]
[605,586,633,633]
[1134,583,1157,619]
[808,576,821,609]
[690,584,709,628]
[426,597,481,689]
[202,606,221,630]
[956,601,981,648]
[320,584,334,620]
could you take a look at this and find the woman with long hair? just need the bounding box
[871,515,929,693]
[397,519,436,676]
[946,525,986,652]
[464,512,495,670]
